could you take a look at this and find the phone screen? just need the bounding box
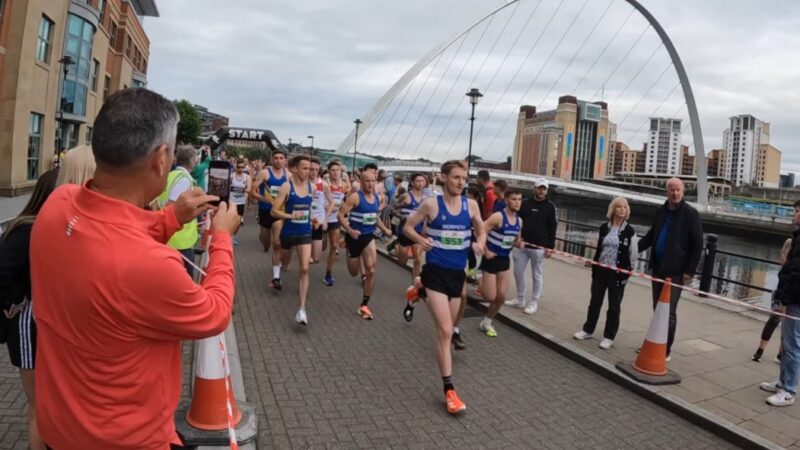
[208,165,230,205]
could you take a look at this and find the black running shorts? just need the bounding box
[6,302,36,369]
[236,204,246,217]
[421,264,466,299]
[258,210,280,229]
[280,234,312,250]
[479,255,510,274]
[345,234,374,258]
[312,226,324,241]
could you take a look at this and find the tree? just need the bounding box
[173,100,202,145]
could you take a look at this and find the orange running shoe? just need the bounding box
[358,305,374,320]
[406,285,420,302]
[445,389,466,415]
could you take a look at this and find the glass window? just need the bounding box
[62,80,88,116]
[86,126,93,144]
[0,1,6,35]
[98,0,106,21]
[36,16,54,63]
[126,35,132,57]
[91,59,100,91]
[109,21,118,48]
[28,114,43,180]
[103,75,110,101]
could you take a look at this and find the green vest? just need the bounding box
[156,168,198,250]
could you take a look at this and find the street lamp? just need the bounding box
[307,135,314,155]
[57,55,75,168]
[352,119,362,174]
[465,88,483,186]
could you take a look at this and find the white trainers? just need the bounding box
[573,330,592,340]
[599,338,613,349]
[295,308,307,325]
[523,301,538,315]
[504,298,524,308]
[766,390,796,407]
[760,381,780,393]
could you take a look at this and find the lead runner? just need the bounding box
[403,160,486,415]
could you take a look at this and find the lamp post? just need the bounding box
[57,55,75,168]
[352,119,362,174]
[307,135,314,155]
[465,88,483,186]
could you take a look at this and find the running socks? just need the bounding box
[442,375,454,393]
[325,270,332,278]
[273,265,281,279]
[361,296,370,306]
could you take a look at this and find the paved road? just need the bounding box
[0,195,30,225]
[231,223,734,449]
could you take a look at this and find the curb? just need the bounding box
[376,246,781,450]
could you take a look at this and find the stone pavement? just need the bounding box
[483,252,800,448]
[0,194,30,225]
[229,223,732,449]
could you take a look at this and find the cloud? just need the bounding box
[143,0,800,174]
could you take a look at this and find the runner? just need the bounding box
[338,169,393,320]
[310,157,334,264]
[271,155,314,325]
[324,160,347,286]
[230,158,251,245]
[478,189,523,337]
[396,173,427,322]
[250,149,288,289]
[403,160,486,415]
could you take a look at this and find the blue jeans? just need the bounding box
[779,304,800,395]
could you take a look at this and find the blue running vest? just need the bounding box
[350,191,380,235]
[426,196,472,270]
[399,191,424,235]
[281,181,313,237]
[486,209,520,258]
[258,167,287,212]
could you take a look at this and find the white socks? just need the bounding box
[273,265,281,279]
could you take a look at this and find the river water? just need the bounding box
[552,197,788,308]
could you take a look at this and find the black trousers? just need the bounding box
[651,273,684,355]
[582,268,626,340]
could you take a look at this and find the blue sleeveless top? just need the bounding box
[399,191,424,235]
[487,209,520,258]
[280,181,313,237]
[493,199,507,213]
[258,167,287,212]
[349,190,380,236]
[426,196,472,270]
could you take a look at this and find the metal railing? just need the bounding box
[556,218,780,298]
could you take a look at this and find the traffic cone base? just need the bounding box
[186,376,242,430]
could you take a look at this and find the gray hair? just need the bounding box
[91,88,179,169]
[175,145,196,168]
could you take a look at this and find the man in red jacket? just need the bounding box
[477,169,496,220]
[30,88,240,450]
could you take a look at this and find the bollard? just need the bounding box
[698,234,718,297]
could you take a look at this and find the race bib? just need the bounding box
[502,235,515,248]
[440,231,465,248]
[292,210,310,224]
[362,212,378,225]
[269,185,281,198]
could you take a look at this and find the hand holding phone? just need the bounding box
[208,160,232,206]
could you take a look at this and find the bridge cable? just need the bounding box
[614,60,674,133]
[609,43,666,108]
[572,7,636,94]
[622,80,683,147]
[589,22,652,101]
[403,0,527,161]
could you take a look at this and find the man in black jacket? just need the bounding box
[638,178,703,358]
[759,200,800,407]
[507,178,557,315]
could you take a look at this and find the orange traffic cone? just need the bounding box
[615,278,681,385]
[632,279,671,376]
[186,334,243,430]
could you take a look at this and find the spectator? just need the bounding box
[506,178,557,315]
[191,145,211,192]
[156,145,200,276]
[0,169,58,450]
[573,197,638,349]
[492,179,508,213]
[477,169,496,220]
[752,236,793,362]
[30,88,239,449]
[56,145,96,187]
[637,177,703,359]
[760,200,800,406]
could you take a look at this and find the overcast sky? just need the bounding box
[143,0,800,173]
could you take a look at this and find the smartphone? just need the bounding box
[208,160,231,206]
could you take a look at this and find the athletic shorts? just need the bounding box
[479,255,510,274]
[280,234,312,250]
[327,221,340,231]
[345,234,374,258]
[236,204,246,217]
[397,233,415,248]
[312,226,324,241]
[6,302,36,369]
[258,210,280,229]
[421,264,466,299]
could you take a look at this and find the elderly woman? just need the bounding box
[574,196,639,349]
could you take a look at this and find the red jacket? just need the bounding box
[31,183,235,450]
[482,182,497,221]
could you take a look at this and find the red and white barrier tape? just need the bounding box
[519,240,800,321]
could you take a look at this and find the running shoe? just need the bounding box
[599,338,613,349]
[358,305,374,320]
[504,298,524,308]
[767,390,796,407]
[760,381,780,393]
[323,275,335,286]
[295,308,307,325]
[403,302,414,322]
[479,321,497,337]
[452,331,466,350]
[752,348,764,362]
[445,389,466,415]
[573,330,592,340]
[270,278,282,290]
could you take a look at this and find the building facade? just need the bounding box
[722,114,771,186]
[706,149,725,177]
[780,173,795,189]
[644,117,681,176]
[755,144,781,188]
[607,141,640,175]
[680,145,695,176]
[512,95,610,181]
[0,0,158,196]
[194,104,229,133]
